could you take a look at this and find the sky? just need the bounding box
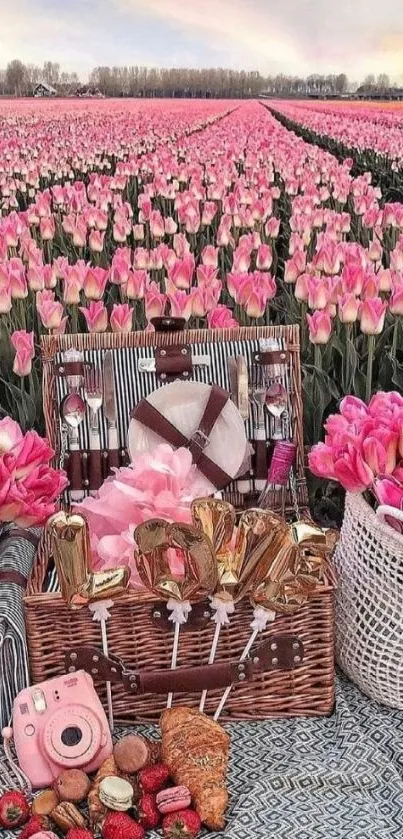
[1,0,403,82]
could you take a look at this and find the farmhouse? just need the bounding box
[33,81,58,97]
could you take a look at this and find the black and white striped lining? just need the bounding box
[0,527,41,729]
[55,336,291,498]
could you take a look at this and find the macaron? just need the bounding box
[113,734,150,774]
[156,786,191,814]
[99,777,133,812]
[30,832,59,839]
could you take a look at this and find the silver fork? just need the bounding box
[251,364,267,493]
[84,366,103,495]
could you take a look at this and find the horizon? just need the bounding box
[1,0,403,84]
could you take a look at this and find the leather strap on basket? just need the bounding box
[65,635,304,695]
[132,385,232,488]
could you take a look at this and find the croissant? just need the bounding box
[160,707,230,830]
[88,756,119,829]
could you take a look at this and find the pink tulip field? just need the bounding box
[1,96,403,512]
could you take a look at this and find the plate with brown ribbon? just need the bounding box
[129,381,248,493]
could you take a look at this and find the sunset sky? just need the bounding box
[1,0,403,82]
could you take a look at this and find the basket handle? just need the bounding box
[65,635,304,695]
[26,528,53,595]
[376,505,403,533]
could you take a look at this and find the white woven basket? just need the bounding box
[334,492,403,709]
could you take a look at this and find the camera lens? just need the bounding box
[61,726,83,747]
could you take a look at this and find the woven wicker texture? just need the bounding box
[334,492,403,709]
[24,530,335,722]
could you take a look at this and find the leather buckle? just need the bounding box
[190,429,210,452]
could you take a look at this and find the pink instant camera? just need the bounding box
[12,670,112,789]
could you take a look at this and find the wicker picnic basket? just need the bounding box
[24,325,336,722]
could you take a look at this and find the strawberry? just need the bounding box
[102,811,145,839]
[138,792,160,829]
[66,829,94,839]
[19,815,49,839]
[0,790,30,829]
[162,809,202,839]
[138,763,170,794]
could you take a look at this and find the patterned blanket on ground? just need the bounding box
[1,672,403,838]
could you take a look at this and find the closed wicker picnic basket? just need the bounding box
[24,325,336,722]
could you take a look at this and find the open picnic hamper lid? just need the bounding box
[40,324,308,512]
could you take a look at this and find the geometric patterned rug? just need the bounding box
[2,671,403,838]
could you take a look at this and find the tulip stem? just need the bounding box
[392,317,400,360]
[314,344,322,371]
[366,335,376,404]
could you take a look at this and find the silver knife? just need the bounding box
[103,351,120,470]
[138,354,211,373]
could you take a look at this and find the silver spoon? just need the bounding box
[61,393,86,502]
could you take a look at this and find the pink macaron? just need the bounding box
[156,785,191,814]
[30,833,59,839]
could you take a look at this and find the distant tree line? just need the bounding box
[0,60,393,99]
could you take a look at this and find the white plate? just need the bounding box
[129,380,248,493]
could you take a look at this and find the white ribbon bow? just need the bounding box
[250,605,276,632]
[166,598,192,624]
[211,596,235,626]
[88,599,114,622]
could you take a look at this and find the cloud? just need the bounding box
[1,0,403,81]
[117,0,304,72]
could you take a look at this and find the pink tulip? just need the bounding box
[256,244,273,271]
[89,230,105,253]
[133,223,145,241]
[333,445,374,493]
[361,273,380,299]
[168,290,193,321]
[8,259,28,299]
[79,301,108,333]
[308,443,336,480]
[295,273,309,303]
[125,270,148,300]
[36,290,64,331]
[110,303,133,333]
[265,217,280,238]
[83,267,109,300]
[173,233,190,259]
[374,476,403,510]
[367,240,383,263]
[150,210,165,239]
[338,293,360,323]
[390,287,403,316]
[72,217,87,248]
[111,248,132,283]
[284,252,306,283]
[207,305,238,329]
[232,246,251,273]
[164,217,177,236]
[63,266,84,305]
[113,219,130,243]
[145,283,166,320]
[40,216,55,241]
[306,311,332,344]
[307,277,330,311]
[168,255,195,290]
[0,417,23,454]
[11,330,35,377]
[201,245,219,267]
[192,258,214,284]
[201,201,217,226]
[362,432,398,476]
[0,285,12,314]
[359,298,387,335]
[27,264,45,292]
[132,247,150,271]
[191,286,219,317]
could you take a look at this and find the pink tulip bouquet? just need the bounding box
[309,392,403,527]
[0,417,67,527]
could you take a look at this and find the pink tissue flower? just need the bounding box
[76,444,210,587]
